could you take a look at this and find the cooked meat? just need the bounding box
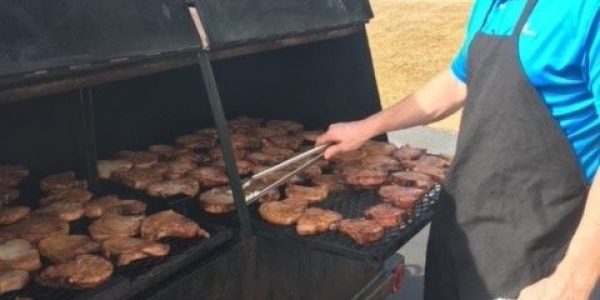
[258,201,306,226]
[39,188,93,207]
[0,165,28,188]
[88,214,144,241]
[412,164,447,183]
[0,216,69,244]
[116,151,158,168]
[101,237,169,266]
[280,197,312,207]
[0,206,29,225]
[246,151,286,165]
[96,160,133,180]
[378,185,425,209]
[311,174,347,193]
[296,208,342,236]
[37,254,113,289]
[208,148,247,162]
[330,150,367,164]
[200,203,235,214]
[364,204,407,228]
[0,188,19,206]
[0,239,41,271]
[343,167,388,187]
[245,180,281,203]
[231,133,262,150]
[0,267,28,295]
[338,218,384,245]
[263,135,304,151]
[175,133,217,150]
[261,144,295,158]
[164,160,198,180]
[198,187,234,205]
[212,159,255,176]
[254,127,287,139]
[285,184,329,203]
[84,195,146,219]
[301,130,324,142]
[32,201,84,222]
[173,150,211,164]
[195,127,219,136]
[390,171,434,190]
[265,120,304,133]
[112,167,164,190]
[141,210,209,240]
[40,172,87,194]
[361,141,397,156]
[147,144,177,159]
[392,145,426,162]
[39,235,100,264]
[360,155,402,172]
[281,163,322,180]
[187,167,229,188]
[251,166,303,184]
[145,178,200,198]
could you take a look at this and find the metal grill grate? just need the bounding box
[250,184,441,261]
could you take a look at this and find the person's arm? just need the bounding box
[316,69,467,159]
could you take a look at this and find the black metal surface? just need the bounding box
[250,185,441,262]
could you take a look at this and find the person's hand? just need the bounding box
[316,120,375,159]
[518,265,597,300]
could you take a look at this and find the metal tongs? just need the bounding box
[242,144,330,204]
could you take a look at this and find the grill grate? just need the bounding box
[250,184,441,261]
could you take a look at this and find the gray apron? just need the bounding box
[424,0,589,299]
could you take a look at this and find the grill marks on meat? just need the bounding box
[378,185,425,209]
[39,235,100,264]
[84,195,146,219]
[116,151,158,169]
[40,172,87,194]
[101,237,169,266]
[37,254,113,289]
[0,239,41,272]
[187,167,229,188]
[338,218,384,245]
[97,160,133,180]
[145,178,200,198]
[0,216,69,244]
[343,167,387,188]
[259,201,306,226]
[88,214,144,241]
[285,184,328,203]
[390,171,434,190]
[0,207,30,225]
[32,201,84,222]
[141,210,209,240]
[112,167,164,190]
[296,208,342,236]
[364,204,407,228]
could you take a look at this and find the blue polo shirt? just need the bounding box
[451,0,600,183]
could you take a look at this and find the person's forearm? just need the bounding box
[361,69,467,137]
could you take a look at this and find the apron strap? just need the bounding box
[513,0,539,38]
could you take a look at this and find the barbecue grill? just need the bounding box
[0,1,439,299]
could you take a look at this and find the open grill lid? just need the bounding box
[0,0,372,94]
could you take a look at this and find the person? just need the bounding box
[317,0,600,299]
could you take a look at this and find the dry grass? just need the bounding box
[366,0,473,133]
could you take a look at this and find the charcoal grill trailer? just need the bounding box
[0,1,437,299]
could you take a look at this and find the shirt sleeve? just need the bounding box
[450,1,485,83]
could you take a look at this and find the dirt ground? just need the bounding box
[366,0,473,133]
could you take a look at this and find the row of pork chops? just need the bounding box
[97,117,451,246]
[0,167,209,295]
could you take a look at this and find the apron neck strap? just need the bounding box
[513,0,539,38]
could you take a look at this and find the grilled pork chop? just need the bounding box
[198,187,235,214]
[338,218,384,245]
[40,172,87,194]
[173,150,211,164]
[390,171,434,190]
[145,178,200,198]
[212,159,255,176]
[361,141,397,156]
[112,167,164,190]
[37,254,113,289]
[39,188,93,207]
[311,174,347,193]
[39,235,100,264]
[343,167,388,187]
[0,165,28,188]
[141,210,209,240]
[364,204,407,228]
[412,164,447,183]
[116,151,158,168]
[187,167,229,188]
[378,185,425,209]
[0,239,41,271]
[175,133,216,150]
[32,201,84,222]
[97,160,133,180]
[0,216,69,244]
[84,195,146,219]
[258,201,306,226]
[246,151,286,165]
[392,145,426,162]
[360,155,402,172]
[0,266,28,295]
[147,144,177,159]
[263,135,304,151]
[164,160,198,180]
[331,149,366,164]
[0,207,30,225]
[285,184,329,203]
[88,214,144,241]
[101,237,169,266]
[296,208,342,236]
[231,133,262,150]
